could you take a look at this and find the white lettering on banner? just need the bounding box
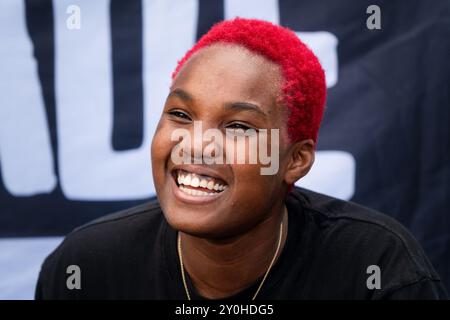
[225,0,339,88]
[225,0,280,24]
[53,0,197,200]
[0,1,57,196]
[0,1,353,200]
[296,32,339,88]
[296,151,356,200]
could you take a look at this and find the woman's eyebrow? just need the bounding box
[167,88,267,117]
[224,102,267,117]
[167,88,193,102]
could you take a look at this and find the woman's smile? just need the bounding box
[170,167,229,205]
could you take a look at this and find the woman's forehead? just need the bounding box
[172,44,283,111]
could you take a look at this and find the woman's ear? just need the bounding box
[283,139,315,185]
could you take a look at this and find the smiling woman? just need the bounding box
[35,18,447,300]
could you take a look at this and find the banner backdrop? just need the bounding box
[1,0,449,296]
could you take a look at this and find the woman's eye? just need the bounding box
[227,123,251,130]
[168,110,191,121]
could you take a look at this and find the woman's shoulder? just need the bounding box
[286,187,446,298]
[36,199,167,299]
[288,187,419,249]
[41,199,165,273]
[72,199,163,234]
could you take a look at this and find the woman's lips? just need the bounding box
[170,169,228,204]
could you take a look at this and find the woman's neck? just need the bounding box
[179,205,289,299]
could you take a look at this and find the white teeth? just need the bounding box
[176,171,227,192]
[191,177,200,187]
[199,179,207,188]
[179,185,216,197]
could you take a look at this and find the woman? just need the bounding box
[36,18,447,300]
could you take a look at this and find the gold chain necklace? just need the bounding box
[177,221,283,300]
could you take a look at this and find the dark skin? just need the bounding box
[151,44,315,299]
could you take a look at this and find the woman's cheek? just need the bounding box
[232,164,266,192]
[152,122,173,154]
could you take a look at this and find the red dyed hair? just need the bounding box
[172,18,326,143]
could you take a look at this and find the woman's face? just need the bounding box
[151,44,292,239]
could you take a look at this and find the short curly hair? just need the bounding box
[172,17,326,143]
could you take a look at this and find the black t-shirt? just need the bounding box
[35,187,448,300]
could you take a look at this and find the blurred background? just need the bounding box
[0,0,449,299]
